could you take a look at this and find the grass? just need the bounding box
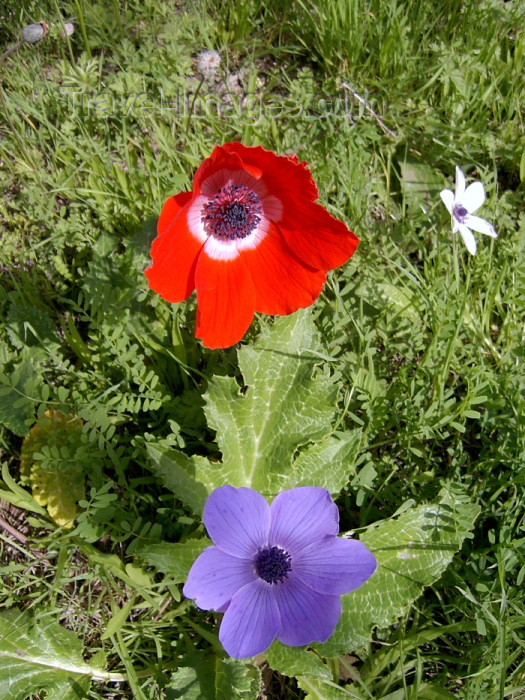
[1,0,524,697]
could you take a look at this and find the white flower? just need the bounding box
[60,23,75,38]
[440,166,497,255]
[197,50,221,78]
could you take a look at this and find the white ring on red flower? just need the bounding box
[186,169,283,262]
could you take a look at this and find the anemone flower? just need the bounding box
[440,166,497,255]
[183,486,377,659]
[145,143,359,349]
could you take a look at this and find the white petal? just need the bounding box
[187,195,210,244]
[465,214,497,238]
[458,224,477,255]
[455,166,466,199]
[440,189,455,215]
[461,182,485,214]
[203,235,240,261]
[235,215,270,252]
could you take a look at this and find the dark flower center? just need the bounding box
[202,184,262,241]
[254,546,292,585]
[453,203,468,223]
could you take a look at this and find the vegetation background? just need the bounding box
[0,0,524,698]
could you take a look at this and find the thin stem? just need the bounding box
[72,0,92,58]
[341,81,396,138]
[0,40,24,64]
[184,75,205,134]
[0,514,28,544]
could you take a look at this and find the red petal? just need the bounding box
[223,142,318,201]
[193,146,246,195]
[157,191,193,234]
[145,194,203,302]
[242,223,327,315]
[222,143,358,271]
[278,196,359,271]
[194,249,256,349]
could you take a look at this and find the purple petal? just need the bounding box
[219,579,280,658]
[269,487,339,554]
[273,576,341,646]
[204,486,270,558]
[183,546,256,611]
[291,536,377,595]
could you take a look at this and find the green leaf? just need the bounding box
[277,431,361,494]
[148,311,344,507]
[360,621,476,684]
[356,279,421,324]
[166,654,261,700]
[204,312,336,495]
[297,675,351,698]
[137,538,211,583]
[297,677,457,699]
[101,594,137,641]
[0,609,116,700]
[41,679,92,700]
[0,357,40,436]
[145,444,211,515]
[266,644,332,682]
[398,158,445,213]
[125,562,154,588]
[80,544,155,594]
[313,486,480,656]
[7,303,60,349]
[0,463,48,516]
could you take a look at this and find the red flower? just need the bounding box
[145,143,359,349]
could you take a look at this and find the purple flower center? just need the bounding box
[202,184,262,241]
[254,545,292,584]
[453,203,469,223]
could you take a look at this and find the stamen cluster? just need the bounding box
[254,545,292,584]
[202,184,262,241]
[453,203,468,223]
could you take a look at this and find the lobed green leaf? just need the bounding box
[148,311,353,505]
[166,654,261,699]
[315,486,480,656]
[0,609,115,700]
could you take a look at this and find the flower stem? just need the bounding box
[72,0,92,58]
[184,75,205,134]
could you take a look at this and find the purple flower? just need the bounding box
[183,486,377,659]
